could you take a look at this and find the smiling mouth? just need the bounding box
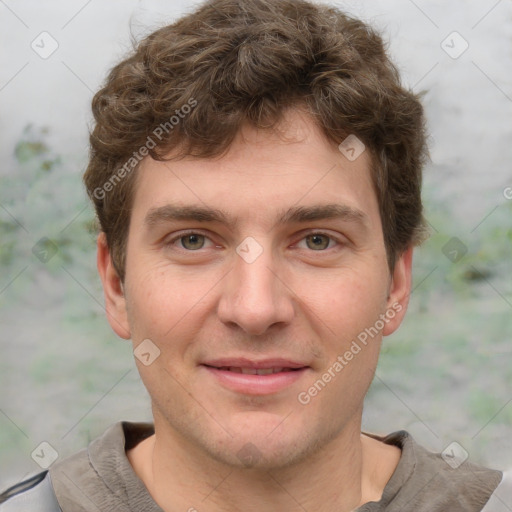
[202,362,308,394]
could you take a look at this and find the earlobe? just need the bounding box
[382,247,413,337]
[96,233,131,340]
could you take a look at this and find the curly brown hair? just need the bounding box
[84,0,428,281]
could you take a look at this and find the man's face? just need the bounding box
[101,109,411,469]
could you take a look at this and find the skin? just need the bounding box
[98,109,412,512]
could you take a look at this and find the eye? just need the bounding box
[297,233,339,251]
[180,233,206,250]
[166,231,215,251]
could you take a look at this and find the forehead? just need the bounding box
[131,110,380,232]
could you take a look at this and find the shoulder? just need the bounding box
[0,471,61,511]
[363,430,505,511]
[0,421,152,512]
[48,422,129,511]
[49,421,155,511]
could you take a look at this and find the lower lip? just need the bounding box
[202,366,308,395]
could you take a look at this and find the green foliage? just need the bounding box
[0,125,98,305]
[412,182,512,300]
[468,389,512,425]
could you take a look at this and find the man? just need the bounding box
[1,0,510,510]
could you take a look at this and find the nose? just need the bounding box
[217,242,295,336]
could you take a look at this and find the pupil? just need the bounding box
[307,234,329,250]
[183,234,204,249]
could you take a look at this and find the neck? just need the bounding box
[128,415,400,512]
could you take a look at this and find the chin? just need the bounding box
[207,437,308,471]
[204,411,333,471]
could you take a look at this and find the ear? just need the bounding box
[382,246,413,337]
[97,232,131,339]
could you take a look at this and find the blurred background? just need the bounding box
[0,0,511,489]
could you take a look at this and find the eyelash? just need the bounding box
[165,230,343,252]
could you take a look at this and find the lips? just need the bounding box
[201,358,310,395]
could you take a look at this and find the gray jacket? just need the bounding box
[2,469,512,511]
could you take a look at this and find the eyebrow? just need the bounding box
[144,203,368,230]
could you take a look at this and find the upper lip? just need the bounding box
[202,358,309,369]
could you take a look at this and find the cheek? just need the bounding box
[124,262,220,359]
[301,266,388,335]
[125,268,188,340]
[125,271,203,390]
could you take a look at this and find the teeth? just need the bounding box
[256,368,274,375]
[222,367,287,375]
